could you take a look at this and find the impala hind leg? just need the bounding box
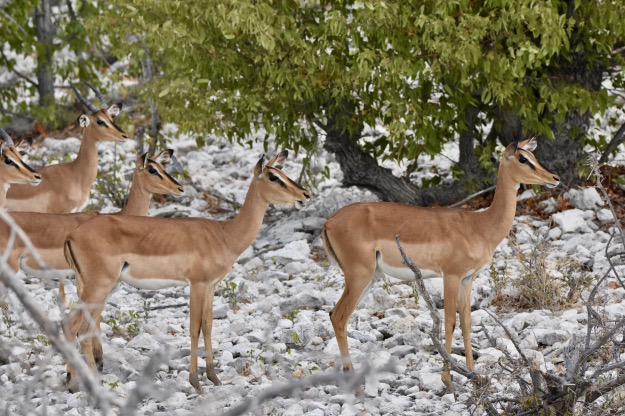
[62,271,117,392]
[62,304,104,392]
[442,274,461,393]
[92,315,104,372]
[189,282,207,393]
[202,284,221,386]
[330,263,376,373]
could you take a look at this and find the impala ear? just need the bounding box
[138,152,149,169]
[107,103,122,118]
[254,154,267,177]
[153,149,173,165]
[503,141,518,159]
[265,150,288,169]
[518,137,538,152]
[78,114,90,128]
[14,137,33,155]
[0,143,5,156]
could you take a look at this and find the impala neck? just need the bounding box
[223,178,268,256]
[72,126,100,186]
[119,172,151,216]
[0,182,7,209]
[478,161,520,249]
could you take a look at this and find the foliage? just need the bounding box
[89,0,625,172]
[103,309,142,340]
[490,235,592,310]
[0,0,107,127]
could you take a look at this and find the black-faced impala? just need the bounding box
[0,150,184,305]
[322,138,560,392]
[5,81,128,213]
[0,128,42,209]
[62,151,310,393]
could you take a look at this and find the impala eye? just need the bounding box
[519,156,528,164]
[148,167,157,174]
[96,119,107,127]
[4,158,13,166]
[268,174,278,182]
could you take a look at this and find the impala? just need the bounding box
[322,138,559,392]
[0,149,183,304]
[5,81,128,213]
[0,128,42,208]
[62,151,310,393]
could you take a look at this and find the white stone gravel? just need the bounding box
[0,117,623,415]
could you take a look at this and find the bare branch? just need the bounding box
[216,360,398,416]
[395,235,475,380]
[447,185,496,209]
[119,349,171,416]
[0,264,120,413]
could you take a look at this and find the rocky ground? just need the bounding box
[1,127,624,416]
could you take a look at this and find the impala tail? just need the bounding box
[64,239,81,275]
[322,224,342,269]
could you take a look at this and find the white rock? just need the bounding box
[567,187,604,210]
[278,319,294,329]
[532,328,570,346]
[221,350,234,364]
[597,208,614,223]
[236,246,254,264]
[552,209,592,233]
[418,372,446,395]
[282,403,304,416]
[548,227,563,240]
[442,393,456,404]
[127,332,160,351]
[263,240,311,264]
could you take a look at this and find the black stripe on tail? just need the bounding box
[322,225,342,270]
[64,240,81,275]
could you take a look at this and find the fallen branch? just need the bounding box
[0,264,120,413]
[217,360,398,416]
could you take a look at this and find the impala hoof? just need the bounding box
[66,376,79,393]
[443,378,455,395]
[189,372,202,394]
[207,364,221,386]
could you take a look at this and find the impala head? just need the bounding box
[136,149,184,196]
[503,138,560,188]
[253,151,311,207]
[0,128,42,186]
[69,80,128,143]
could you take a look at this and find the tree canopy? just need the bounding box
[3,0,625,203]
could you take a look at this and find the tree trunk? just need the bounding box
[34,0,55,106]
[322,105,487,206]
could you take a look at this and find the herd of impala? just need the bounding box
[0,81,560,395]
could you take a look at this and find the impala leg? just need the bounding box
[62,271,116,392]
[93,314,104,372]
[330,264,375,373]
[62,307,86,393]
[189,283,207,393]
[202,284,221,386]
[442,275,460,393]
[458,275,475,371]
[58,278,67,306]
[62,304,101,392]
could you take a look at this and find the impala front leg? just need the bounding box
[458,274,476,372]
[202,283,221,386]
[189,282,207,393]
[442,274,461,394]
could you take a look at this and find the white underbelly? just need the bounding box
[120,268,188,290]
[376,257,442,281]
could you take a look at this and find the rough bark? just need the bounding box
[322,105,486,207]
[34,0,56,106]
